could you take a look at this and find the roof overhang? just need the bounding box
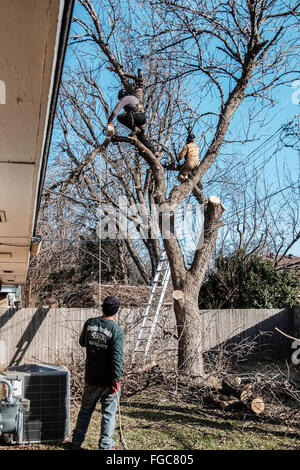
[0,0,74,286]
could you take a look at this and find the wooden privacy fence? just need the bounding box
[0,307,297,370]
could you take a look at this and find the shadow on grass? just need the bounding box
[122,400,300,442]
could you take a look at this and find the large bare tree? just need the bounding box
[49,0,300,376]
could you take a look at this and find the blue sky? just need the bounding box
[51,0,300,257]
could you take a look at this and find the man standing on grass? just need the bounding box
[71,295,124,450]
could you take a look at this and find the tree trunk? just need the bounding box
[167,196,226,378]
[173,283,205,378]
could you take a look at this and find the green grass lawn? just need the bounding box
[93,391,300,451]
[3,388,298,451]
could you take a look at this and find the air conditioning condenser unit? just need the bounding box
[0,363,70,445]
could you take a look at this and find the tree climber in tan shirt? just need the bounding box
[177,132,200,182]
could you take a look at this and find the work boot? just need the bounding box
[129,127,140,136]
[177,174,188,182]
[99,444,121,450]
[66,442,87,450]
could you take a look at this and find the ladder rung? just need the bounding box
[131,250,170,366]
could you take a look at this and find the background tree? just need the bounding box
[198,249,300,309]
[215,152,300,262]
[24,195,137,307]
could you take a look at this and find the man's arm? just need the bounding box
[108,96,139,123]
[111,330,125,383]
[79,320,89,347]
[177,145,188,162]
[107,97,129,123]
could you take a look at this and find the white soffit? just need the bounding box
[0,0,71,286]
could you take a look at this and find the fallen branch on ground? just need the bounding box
[274,327,300,342]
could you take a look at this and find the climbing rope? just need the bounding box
[116,388,130,450]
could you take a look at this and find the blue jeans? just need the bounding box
[72,383,120,449]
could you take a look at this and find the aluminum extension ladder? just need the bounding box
[130,250,171,366]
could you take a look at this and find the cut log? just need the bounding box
[203,391,265,415]
[203,394,227,409]
[220,399,245,412]
[204,393,244,412]
[247,397,265,415]
[221,378,252,402]
[128,361,158,375]
[240,386,253,403]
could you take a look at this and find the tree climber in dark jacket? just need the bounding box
[71,296,124,450]
[107,89,159,157]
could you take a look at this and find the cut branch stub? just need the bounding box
[209,196,226,211]
[172,290,185,300]
[205,196,226,231]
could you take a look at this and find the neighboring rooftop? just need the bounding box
[264,253,300,272]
